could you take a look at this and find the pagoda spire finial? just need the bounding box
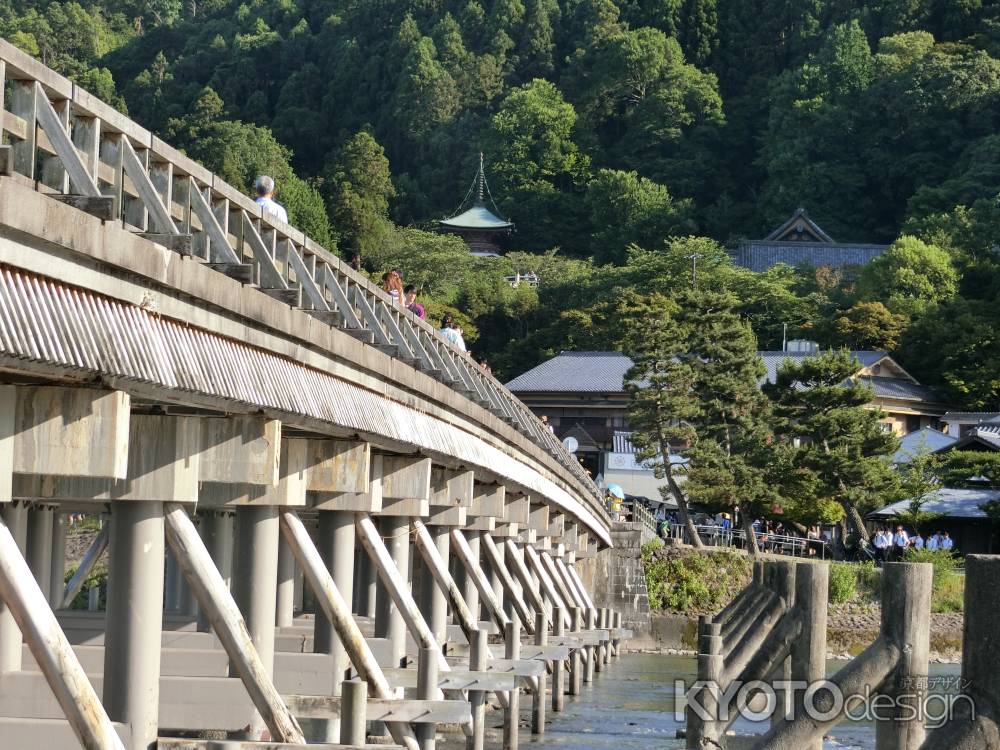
[477,152,485,204]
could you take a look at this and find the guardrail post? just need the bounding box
[877,562,932,750]
[468,628,488,750]
[503,619,521,750]
[532,609,547,734]
[340,679,368,747]
[788,562,828,749]
[552,606,565,712]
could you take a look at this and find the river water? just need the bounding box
[471,653,965,750]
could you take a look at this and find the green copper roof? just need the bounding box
[440,203,514,231]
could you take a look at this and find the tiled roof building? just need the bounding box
[731,208,889,273]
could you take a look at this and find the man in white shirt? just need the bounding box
[893,526,909,561]
[254,175,289,224]
[873,529,890,563]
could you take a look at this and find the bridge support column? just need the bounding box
[197,510,233,632]
[103,500,165,750]
[532,609,547,734]
[503,619,521,750]
[373,514,411,667]
[462,532,481,627]
[568,607,582,696]
[26,505,54,602]
[424,524,450,645]
[313,509,355,742]
[551,606,565,712]
[0,501,28,673]
[232,505,280,739]
[276,533,296,628]
[48,511,66,608]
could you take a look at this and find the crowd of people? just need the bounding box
[871,526,954,562]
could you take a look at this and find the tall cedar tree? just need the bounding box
[764,350,899,545]
[680,290,774,555]
[623,294,704,547]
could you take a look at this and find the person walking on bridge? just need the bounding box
[254,175,289,224]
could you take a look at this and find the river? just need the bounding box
[448,653,964,750]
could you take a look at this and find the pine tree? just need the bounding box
[622,294,704,547]
[680,290,773,555]
[764,350,900,545]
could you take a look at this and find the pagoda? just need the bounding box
[439,153,514,256]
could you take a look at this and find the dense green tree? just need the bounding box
[764,350,899,543]
[898,298,1000,410]
[832,301,906,350]
[857,235,958,315]
[323,131,396,258]
[584,170,694,265]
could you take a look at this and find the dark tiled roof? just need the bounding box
[758,350,886,385]
[730,241,889,273]
[505,351,634,393]
[942,412,1000,423]
[856,377,944,402]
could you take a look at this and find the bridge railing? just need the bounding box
[0,38,602,514]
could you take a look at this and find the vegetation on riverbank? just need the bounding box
[641,539,751,615]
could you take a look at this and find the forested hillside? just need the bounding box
[2,0,999,407]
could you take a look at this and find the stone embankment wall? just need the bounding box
[576,522,654,642]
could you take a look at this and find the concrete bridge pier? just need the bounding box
[275,532,296,628]
[48,511,66,608]
[231,505,280,738]
[196,509,234,632]
[26,504,54,603]
[374,512,412,668]
[103,500,166,750]
[312,508,356,742]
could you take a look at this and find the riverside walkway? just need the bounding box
[0,39,630,750]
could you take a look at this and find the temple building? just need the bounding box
[439,154,513,257]
[731,208,889,272]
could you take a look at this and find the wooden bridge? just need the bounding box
[0,39,629,750]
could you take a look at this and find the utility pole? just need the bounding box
[686,253,703,288]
